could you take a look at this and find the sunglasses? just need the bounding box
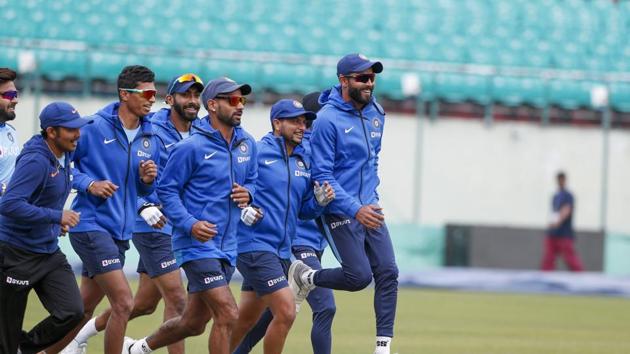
[0,90,18,100]
[176,73,203,84]
[215,95,247,106]
[168,73,204,94]
[119,88,157,100]
[344,73,376,83]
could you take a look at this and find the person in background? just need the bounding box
[541,171,584,272]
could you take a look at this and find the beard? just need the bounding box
[217,112,241,127]
[173,101,199,122]
[349,86,372,106]
[0,106,16,122]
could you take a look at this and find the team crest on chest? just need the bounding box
[372,118,380,129]
[239,143,248,154]
[7,132,14,143]
[296,160,306,170]
[142,138,150,149]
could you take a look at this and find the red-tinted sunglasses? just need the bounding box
[0,90,18,100]
[215,95,247,106]
[344,73,376,83]
[119,88,157,100]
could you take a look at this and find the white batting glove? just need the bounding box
[241,206,262,226]
[140,206,164,227]
[314,181,335,206]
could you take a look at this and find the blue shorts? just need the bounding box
[238,251,290,297]
[181,258,234,293]
[133,232,178,278]
[69,231,129,278]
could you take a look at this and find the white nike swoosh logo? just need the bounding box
[344,127,354,133]
[165,143,175,148]
[104,138,117,144]
[204,151,217,160]
[264,159,278,165]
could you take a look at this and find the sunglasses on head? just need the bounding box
[344,73,376,83]
[0,90,18,100]
[176,73,203,84]
[168,73,204,95]
[215,95,247,106]
[119,88,157,100]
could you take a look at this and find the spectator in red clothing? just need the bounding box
[541,171,584,271]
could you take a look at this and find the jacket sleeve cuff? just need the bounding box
[49,209,63,224]
[347,202,363,220]
[182,216,199,235]
[75,178,94,193]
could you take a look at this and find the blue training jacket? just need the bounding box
[237,133,323,260]
[0,135,72,253]
[134,108,201,235]
[158,116,258,266]
[292,131,327,251]
[310,84,385,218]
[71,102,159,241]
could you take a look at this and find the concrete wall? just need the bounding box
[11,94,630,233]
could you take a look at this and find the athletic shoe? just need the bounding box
[288,260,315,312]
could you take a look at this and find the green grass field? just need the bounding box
[24,282,630,354]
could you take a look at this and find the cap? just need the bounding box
[336,53,383,77]
[201,77,252,109]
[270,99,316,123]
[39,102,92,129]
[166,73,204,95]
[301,91,322,113]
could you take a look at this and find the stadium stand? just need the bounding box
[1,0,630,113]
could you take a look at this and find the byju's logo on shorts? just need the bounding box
[330,219,351,229]
[161,259,176,269]
[6,276,29,286]
[204,275,224,284]
[267,275,286,287]
[300,252,317,259]
[101,258,121,267]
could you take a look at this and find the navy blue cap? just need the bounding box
[336,53,383,77]
[39,102,92,129]
[301,91,322,114]
[270,99,316,122]
[166,73,204,95]
[201,77,252,109]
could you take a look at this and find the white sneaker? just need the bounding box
[59,340,86,354]
[122,336,136,354]
[288,260,315,312]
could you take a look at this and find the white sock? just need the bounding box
[301,269,317,288]
[130,338,153,354]
[74,318,98,344]
[374,336,391,354]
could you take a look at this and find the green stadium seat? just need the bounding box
[0,47,20,69]
[434,73,491,104]
[202,60,261,91]
[1,0,629,105]
[609,82,630,113]
[260,63,321,94]
[36,49,87,81]
[89,52,144,82]
[144,55,202,83]
[491,76,546,107]
[548,79,599,110]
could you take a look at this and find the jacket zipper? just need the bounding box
[357,110,370,205]
[281,140,291,254]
